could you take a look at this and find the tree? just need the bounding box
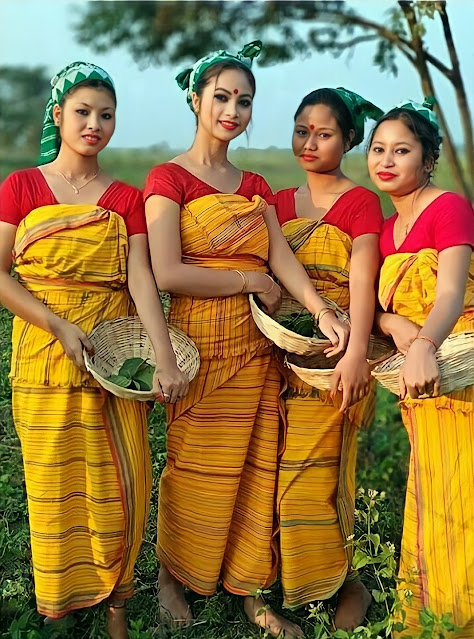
[0,66,51,155]
[75,1,473,198]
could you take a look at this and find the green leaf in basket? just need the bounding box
[133,363,155,392]
[118,357,146,378]
[107,374,133,388]
[277,311,315,337]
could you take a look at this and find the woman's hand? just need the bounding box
[249,272,282,315]
[318,311,350,357]
[384,314,421,355]
[153,365,189,404]
[399,339,440,399]
[331,352,371,412]
[52,318,94,371]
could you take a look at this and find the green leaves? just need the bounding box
[107,358,155,392]
[276,311,325,338]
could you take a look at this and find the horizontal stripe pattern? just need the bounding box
[11,204,152,618]
[278,217,375,607]
[379,250,474,636]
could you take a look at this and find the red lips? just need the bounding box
[300,154,319,161]
[219,121,239,131]
[377,171,397,181]
[82,134,101,145]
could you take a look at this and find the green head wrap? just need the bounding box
[330,87,383,148]
[392,96,442,142]
[176,41,262,111]
[39,61,115,165]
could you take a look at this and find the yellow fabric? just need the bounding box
[157,193,281,595]
[379,250,474,637]
[169,193,270,358]
[277,218,375,607]
[11,204,152,618]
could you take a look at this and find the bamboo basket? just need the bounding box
[84,316,200,401]
[285,335,396,390]
[371,331,474,397]
[249,292,350,355]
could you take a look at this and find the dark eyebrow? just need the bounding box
[76,102,113,110]
[372,140,413,146]
[214,87,252,99]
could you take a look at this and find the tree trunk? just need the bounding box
[436,1,473,192]
[400,2,471,199]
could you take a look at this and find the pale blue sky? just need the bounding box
[1,0,472,150]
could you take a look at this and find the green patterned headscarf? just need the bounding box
[393,96,442,142]
[330,88,383,148]
[176,41,262,111]
[39,61,115,165]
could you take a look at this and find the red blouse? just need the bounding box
[144,162,273,206]
[0,168,147,236]
[273,186,383,239]
[380,192,474,260]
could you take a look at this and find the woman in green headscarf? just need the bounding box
[272,88,384,629]
[0,61,187,638]
[144,45,351,638]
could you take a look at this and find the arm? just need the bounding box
[263,205,350,354]
[127,234,189,403]
[331,233,379,410]
[0,221,92,369]
[400,245,472,398]
[145,194,277,299]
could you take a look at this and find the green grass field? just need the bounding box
[0,149,457,638]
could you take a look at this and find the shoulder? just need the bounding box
[1,167,42,191]
[346,186,381,208]
[144,162,188,205]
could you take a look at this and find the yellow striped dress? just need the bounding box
[7,198,152,618]
[379,192,474,637]
[145,165,281,596]
[273,186,383,607]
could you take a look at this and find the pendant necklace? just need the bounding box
[57,169,101,195]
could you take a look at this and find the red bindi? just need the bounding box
[309,124,315,130]
[233,89,239,94]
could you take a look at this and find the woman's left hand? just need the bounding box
[399,339,440,399]
[318,311,350,357]
[330,352,371,412]
[153,365,189,404]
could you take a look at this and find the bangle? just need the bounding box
[316,307,333,325]
[262,273,275,295]
[234,269,248,294]
[414,335,438,350]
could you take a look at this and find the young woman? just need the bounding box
[272,88,384,629]
[144,42,349,638]
[368,100,474,637]
[0,62,188,639]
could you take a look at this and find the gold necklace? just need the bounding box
[57,169,101,195]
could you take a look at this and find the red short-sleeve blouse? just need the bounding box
[0,168,147,236]
[143,162,273,206]
[273,186,383,239]
[380,192,474,260]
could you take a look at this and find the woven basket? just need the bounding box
[285,335,396,391]
[84,316,200,401]
[249,292,350,355]
[371,331,474,397]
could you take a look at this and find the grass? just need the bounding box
[0,148,423,638]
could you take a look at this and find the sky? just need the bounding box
[1,0,473,151]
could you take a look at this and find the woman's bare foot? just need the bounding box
[334,580,371,630]
[106,604,129,639]
[244,596,304,638]
[158,565,193,626]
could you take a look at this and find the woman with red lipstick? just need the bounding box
[368,100,474,637]
[273,88,384,630]
[0,62,187,639]
[144,43,348,638]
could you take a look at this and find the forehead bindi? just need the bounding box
[234,89,239,94]
[309,124,315,130]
